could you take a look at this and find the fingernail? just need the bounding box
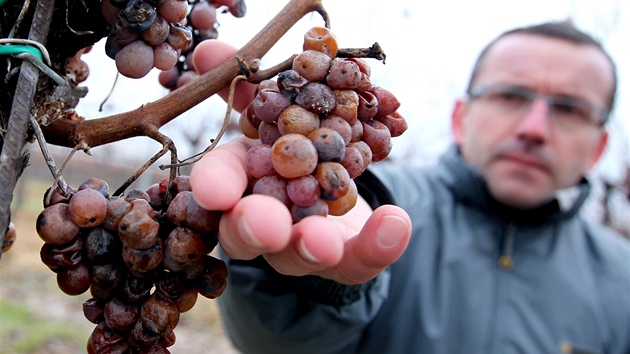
[298,238,321,263]
[237,215,264,248]
[376,215,408,249]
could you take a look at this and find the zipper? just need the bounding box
[498,222,516,270]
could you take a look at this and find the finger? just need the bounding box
[218,194,293,260]
[264,215,345,276]
[190,136,257,211]
[192,39,257,112]
[324,205,412,284]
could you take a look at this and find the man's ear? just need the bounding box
[451,99,467,144]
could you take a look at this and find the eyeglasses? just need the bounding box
[467,84,609,128]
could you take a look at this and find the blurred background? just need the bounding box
[1,0,628,353]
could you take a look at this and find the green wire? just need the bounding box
[0,44,44,62]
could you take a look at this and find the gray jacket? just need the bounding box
[218,146,630,354]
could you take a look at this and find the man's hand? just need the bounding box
[189,40,412,285]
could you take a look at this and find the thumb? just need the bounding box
[192,39,257,113]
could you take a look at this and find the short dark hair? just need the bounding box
[466,21,618,113]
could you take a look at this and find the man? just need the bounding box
[189,21,630,353]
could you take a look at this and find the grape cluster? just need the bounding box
[240,27,408,223]
[36,176,226,353]
[158,0,246,90]
[101,0,192,79]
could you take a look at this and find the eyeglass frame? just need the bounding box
[466,84,610,127]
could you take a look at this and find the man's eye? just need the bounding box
[496,92,527,104]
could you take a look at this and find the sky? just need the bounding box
[74,0,630,183]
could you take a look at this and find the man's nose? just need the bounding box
[514,98,552,144]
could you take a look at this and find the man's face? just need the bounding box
[452,33,613,208]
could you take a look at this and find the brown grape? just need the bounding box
[68,188,108,228]
[36,203,80,245]
[271,134,318,179]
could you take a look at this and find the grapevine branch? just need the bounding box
[40,0,330,149]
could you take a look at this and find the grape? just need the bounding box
[120,0,157,32]
[167,22,193,51]
[252,175,291,207]
[153,42,179,71]
[37,175,229,353]
[307,127,346,163]
[245,144,275,179]
[36,203,80,245]
[57,262,91,295]
[115,40,154,79]
[84,227,121,264]
[292,50,332,82]
[140,294,180,335]
[287,175,321,207]
[320,115,352,145]
[258,121,282,145]
[326,179,358,216]
[156,0,188,23]
[163,227,210,272]
[271,134,318,179]
[252,89,292,124]
[357,91,379,121]
[83,298,105,324]
[303,26,338,58]
[40,237,83,271]
[118,210,160,250]
[277,105,320,136]
[326,58,362,89]
[78,177,110,198]
[362,119,393,162]
[290,198,329,223]
[189,1,217,30]
[142,15,169,46]
[122,239,164,275]
[314,162,351,201]
[295,82,336,115]
[104,297,139,332]
[376,111,408,137]
[330,89,359,124]
[370,85,401,117]
[68,188,108,228]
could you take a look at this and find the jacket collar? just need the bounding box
[435,145,591,225]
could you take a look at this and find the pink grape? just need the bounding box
[115,40,154,79]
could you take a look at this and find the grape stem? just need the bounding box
[159,75,248,169]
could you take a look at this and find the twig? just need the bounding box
[99,71,120,112]
[113,128,176,197]
[28,115,68,193]
[160,75,248,169]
